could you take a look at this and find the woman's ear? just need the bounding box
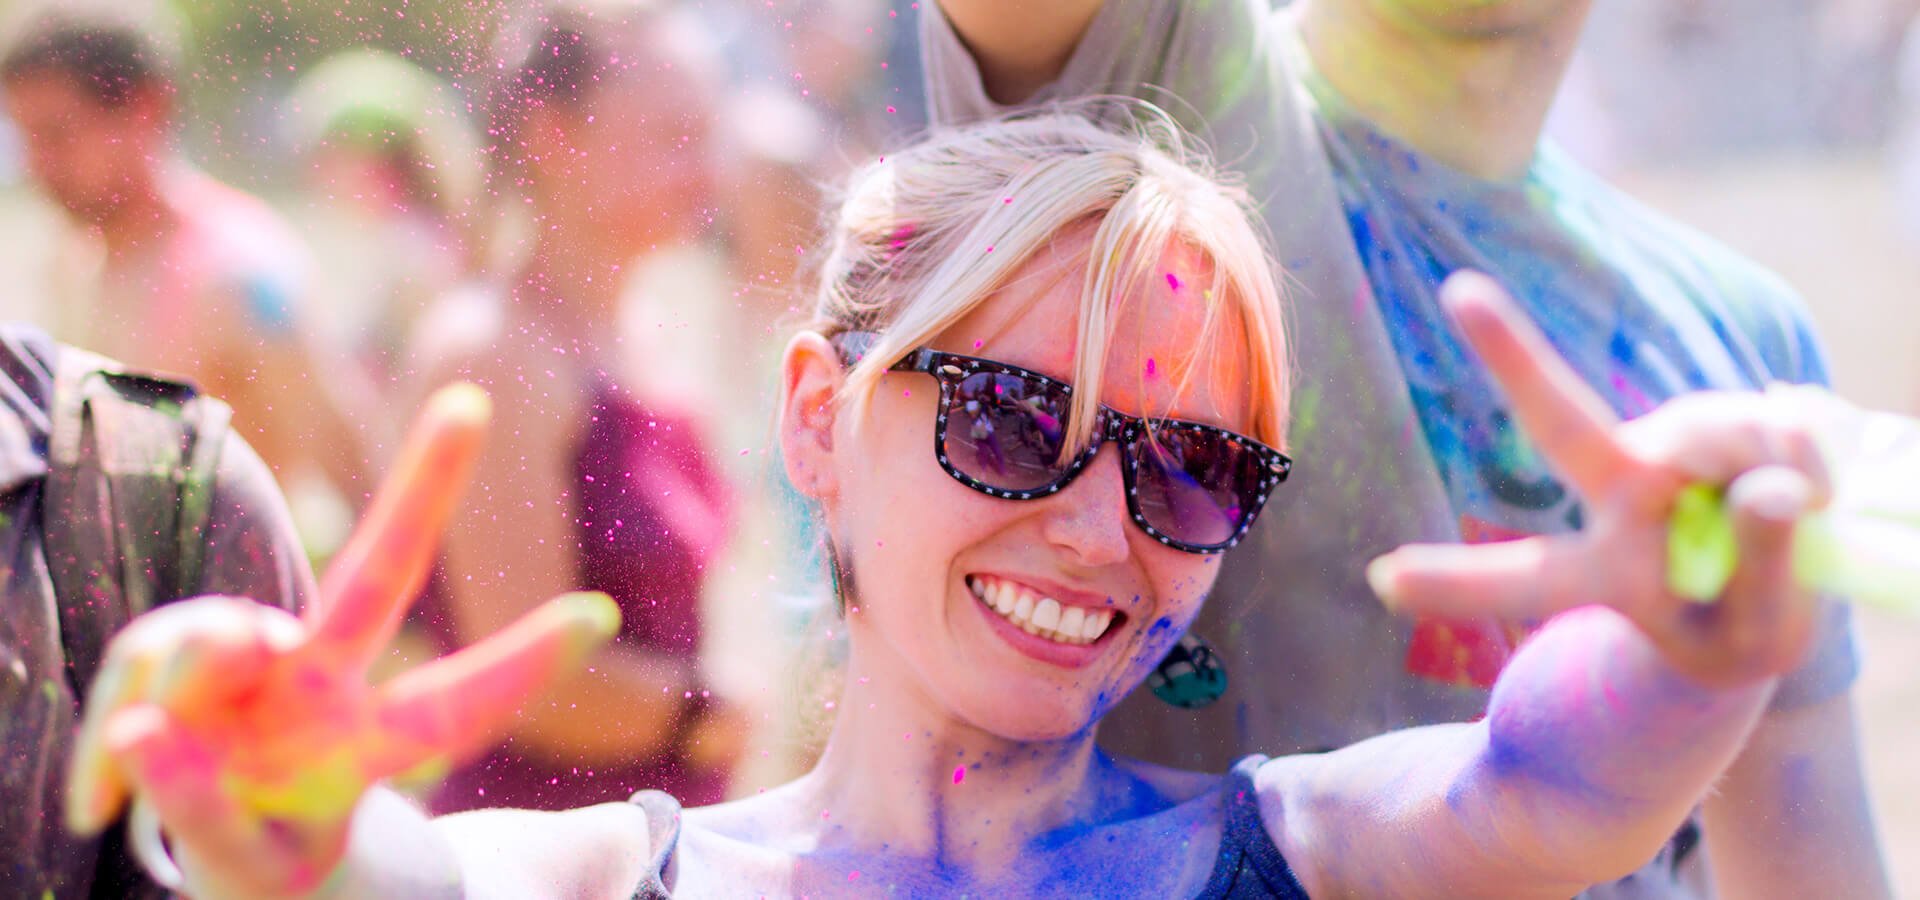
[779,331,844,502]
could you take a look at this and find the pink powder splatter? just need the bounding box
[1144,358,1158,378]
[849,871,862,882]
[953,765,966,784]
[889,222,916,250]
[973,339,984,349]
[1166,272,1183,292]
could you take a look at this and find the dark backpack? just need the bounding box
[41,346,231,699]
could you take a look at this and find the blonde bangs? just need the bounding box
[820,103,1291,455]
[1068,161,1292,457]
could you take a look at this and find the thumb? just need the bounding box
[1367,533,1599,622]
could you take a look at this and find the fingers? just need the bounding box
[109,706,350,897]
[105,705,252,863]
[68,644,159,835]
[366,592,621,779]
[1441,271,1636,497]
[1365,533,1610,622]
[150,601,305,717]
[307,383,491,668]
[1714,465,1821,675]
[1625,392,1834,510]
[68,599,303,835]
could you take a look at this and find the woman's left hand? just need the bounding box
[1367,272,1830,688]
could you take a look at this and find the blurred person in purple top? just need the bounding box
[406,0,746,812]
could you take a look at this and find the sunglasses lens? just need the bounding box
[1128,427,1264,548]
[943,371,1075,493]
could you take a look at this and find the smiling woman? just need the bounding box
[70,102,1848,900]
[770,109,1293,754]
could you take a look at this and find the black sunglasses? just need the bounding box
[834,332,1292,553]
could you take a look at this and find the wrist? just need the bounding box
[171,790,461,900]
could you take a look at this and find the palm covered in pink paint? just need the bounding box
[67,385,620,898]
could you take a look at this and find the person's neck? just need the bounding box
[512,227,634,355]
[792,644,1112,879]
[1299,0,1591,181]
[94,166,179,260]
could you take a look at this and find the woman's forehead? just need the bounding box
[937,233,1253,426]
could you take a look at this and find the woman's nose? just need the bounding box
[1039,446,1132,567]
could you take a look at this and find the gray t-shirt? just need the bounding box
[0,326,314,899]
[923,2,1857,895]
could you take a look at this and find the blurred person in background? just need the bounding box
[285,48,481,396]
[716,0,904,296]
[0,2,373,513]
[0,323,312,899]
[406,0,750,813]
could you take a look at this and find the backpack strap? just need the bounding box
[43,347,232,696]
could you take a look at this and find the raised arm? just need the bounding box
[934,0,1104,104]
[67,386,633,898]
[1295,0,1592,178]
[1273,608,1775,897]
[1266,272,1833,896]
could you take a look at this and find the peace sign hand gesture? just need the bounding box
[66,385,621,899]
[1368,273,1828,689]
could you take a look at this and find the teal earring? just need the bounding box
[1147,632,1227,709]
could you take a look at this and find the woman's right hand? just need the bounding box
[67,385,621,899]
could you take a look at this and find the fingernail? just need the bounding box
[557,592,622,641]
[1365,556,1400,608]
[427,382,493,428]
[1733,467,1814,523]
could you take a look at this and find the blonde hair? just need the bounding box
[812,102,1291,453]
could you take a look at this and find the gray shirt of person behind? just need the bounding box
[0,325,315,899]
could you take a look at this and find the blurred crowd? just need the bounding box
[0,0,1916,838]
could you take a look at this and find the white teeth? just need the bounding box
[1083,609,1112,642]
[1059,606,1086,639]
[967,576,1117,647]
[1032,598,1061,632]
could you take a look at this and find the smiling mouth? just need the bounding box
[965,575,1123,646]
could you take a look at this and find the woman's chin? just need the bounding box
[954,694,1105,745]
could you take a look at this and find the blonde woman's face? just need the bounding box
[830,227,1257,741]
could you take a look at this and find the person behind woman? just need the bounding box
[286,48,481,393]
[402,1,745,813]
[75,106,1836,899]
